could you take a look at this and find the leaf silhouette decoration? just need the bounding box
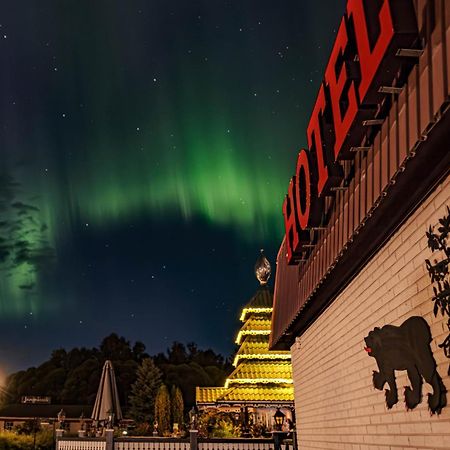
[426,206,450,373]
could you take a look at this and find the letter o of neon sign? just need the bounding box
[295,149,311,230]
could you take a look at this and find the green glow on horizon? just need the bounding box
[41,62,290,241]
[67,134,286,240]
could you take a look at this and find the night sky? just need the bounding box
[0,0,346,375]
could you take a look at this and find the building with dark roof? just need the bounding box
[0,403,92,434]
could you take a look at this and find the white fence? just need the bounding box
[199,442,275,450]
[57,438,106,450]
[115,440,278,450]
[115,440,190,450]
[57,436,293,450]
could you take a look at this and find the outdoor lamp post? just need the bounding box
[241,407,251,438]
[272,409,286,450]
[107,411,115,429]
[78,413,86,437]
[189,407,197,431]
[57,409,66,429]
[273,409,285,432]
[32,417,39,450]
[56,409,66,439]
[188,408,198,450]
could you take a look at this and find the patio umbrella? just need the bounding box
[91,360,123,425]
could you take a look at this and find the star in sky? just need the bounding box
[0,0,346,372]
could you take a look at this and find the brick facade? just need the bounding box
[291,174,450,449]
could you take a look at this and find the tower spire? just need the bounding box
[254,249,271,286]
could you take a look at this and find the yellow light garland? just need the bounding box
[233,353,291,367]
[239,307,273,322]
[225,378,293,388]
[235,329,271,345]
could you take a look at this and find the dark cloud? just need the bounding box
[28,245,56,268]
[0,174,19,212]
[0,246,10,263]
[0,174,55,290]
[11,201,40,214]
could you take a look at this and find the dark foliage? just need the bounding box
[154,384,171,435]
[155,342,232,406]
[128,358,162,424]
[425,206,450,374]
[1,335,232,414]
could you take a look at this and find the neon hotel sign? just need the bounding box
[282,0,417,264]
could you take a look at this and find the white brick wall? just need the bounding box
[291,174,450,449]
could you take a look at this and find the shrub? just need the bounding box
[197,410,240,438]
[154,384,171,435]
[0,430,53,450]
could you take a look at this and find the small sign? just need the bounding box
[21,396,51,404]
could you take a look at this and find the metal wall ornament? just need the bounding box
[425,205,450,374]
[364,316,446,415]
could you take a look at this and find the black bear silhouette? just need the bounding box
[364,316,446,414]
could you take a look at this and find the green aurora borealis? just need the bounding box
[0,0,346,370]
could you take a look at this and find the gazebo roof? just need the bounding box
[233,340,290,366]
[245,286,273,309]
[235,317,272,345]
[225,361,292,388]
[196,386,294,405]
[240,317,271,332]
[236,339,286,356]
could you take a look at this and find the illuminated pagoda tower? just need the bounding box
[196,251,294,430]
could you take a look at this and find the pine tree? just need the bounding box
[128,358,162,424]
[171,385,184,428]
[154,384,171,435]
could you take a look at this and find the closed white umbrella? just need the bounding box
[91,360,123,425]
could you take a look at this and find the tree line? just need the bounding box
[2,334,232,417]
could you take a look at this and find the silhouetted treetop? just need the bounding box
[1,334,232,412]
